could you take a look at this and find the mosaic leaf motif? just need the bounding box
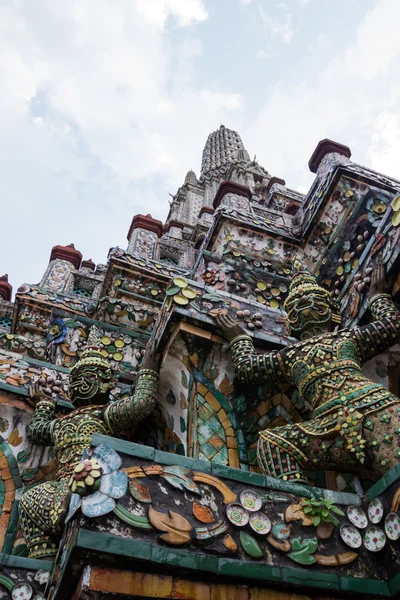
[288,537,318,565]
[64,319,81,328]
[8,427,22,447]
[219,373,233,397]
[192,501,215,524]
[113,504,152,529]
[223,534,238,552]
[148,506,192,545]
[129,478,152,503]
[180,370,188,389]
[17,448,31,463]
[161,466,201,495]
[239,532,263,558]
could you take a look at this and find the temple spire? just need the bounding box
[201,125,248,176]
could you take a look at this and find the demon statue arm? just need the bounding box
[352,265,400,363]
[103,340,161,433]
[27,383,57,446]
[216,260,400,486]
[215,313,286,385]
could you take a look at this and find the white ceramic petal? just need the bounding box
[65,493,82,524]
[100,470,128,499]
[368,498,384,524]
[92,444,122,474]
[82,491,116,517]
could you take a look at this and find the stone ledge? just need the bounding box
[75,529,391,597]
[91,433,361,504]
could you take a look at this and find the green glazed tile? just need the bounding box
[282,567,339,591]
[211,462,266,487]
[218,558,281,582]
[322,489,361,506]
[368,463,400,500]
[198,442,217,460]
[340,576,390,596]
[0,552,54,572]
[77,529,152,561]
[213,447,228,462]
[389,573,400,595]
[153,450,212,473]
[91,434,155,461]
[151,545,218,573]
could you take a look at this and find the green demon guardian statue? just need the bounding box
[216,259,400,485]
[19,336,160,559]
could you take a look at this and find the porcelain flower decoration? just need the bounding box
[66,444,128,522]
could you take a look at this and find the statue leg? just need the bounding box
[257,426,310,484]
[19,479,70,559]
[257,421,362,484]
[363,404,400,478]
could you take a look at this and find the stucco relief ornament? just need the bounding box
[66,445,128,521]
[47,318,67,344]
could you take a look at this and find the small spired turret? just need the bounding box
[184,169,198,186]
[201,125,248,176]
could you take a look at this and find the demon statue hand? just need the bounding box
[216,258,400,486]
[19,337,160,559]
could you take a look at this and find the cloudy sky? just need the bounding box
[2,0,400,292]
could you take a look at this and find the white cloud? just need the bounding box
[0,0,245,288]
[135,0,207,27]
[244,0,400,190]
[256,49,272,59]
[3,0,400,294]
[368,112,400,178]
[257,5,294,43]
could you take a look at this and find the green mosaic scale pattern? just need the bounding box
[196,394,228,465]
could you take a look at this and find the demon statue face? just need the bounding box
[284,256,341,340]
[69,347,115,406]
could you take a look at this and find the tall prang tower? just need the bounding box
[0,127,400,599]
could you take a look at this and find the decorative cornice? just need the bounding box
[165,220,184,233]
[213,181,252,209]
[308,138,351,173]
[0,275,12,301]
[50,244,82,270]
[266,177,286,194]
[81,259,96,271]
[198,206,214,218]
[127,214,164,240]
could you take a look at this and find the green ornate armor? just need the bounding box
[229,265,400,485]
[19,346,159,559]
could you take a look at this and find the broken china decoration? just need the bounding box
[64,445,400,568]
